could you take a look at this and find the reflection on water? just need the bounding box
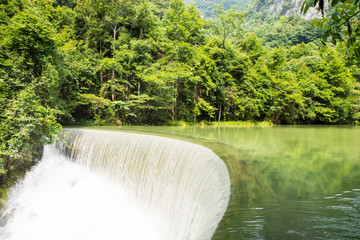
[218,190,360,240]
[82,125,360,239]
[312,190,360,239]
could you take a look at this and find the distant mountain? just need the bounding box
[184,0,324,19]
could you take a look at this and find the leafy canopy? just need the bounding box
[302,0,360,56]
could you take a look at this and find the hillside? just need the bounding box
[249,0,325,19]
[184,0,324,19]
[183,0,249,17]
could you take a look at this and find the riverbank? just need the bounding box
[166,120,274,127]
[70,120,274,127]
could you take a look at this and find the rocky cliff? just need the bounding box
[250,0,326,20]
[184,0,326,19]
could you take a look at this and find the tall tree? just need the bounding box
[213,4,245,49]
[164,0,203,44]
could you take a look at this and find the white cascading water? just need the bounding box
[0,129,230,240]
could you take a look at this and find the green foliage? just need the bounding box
[73,94,117,125]
[164,0,203,44]
[3,9,56,77]
[302,0,360,56]
[0,88,61,186]
[243,15,322,48]
[212,3,245,49]
[0,0,71,191]
[182,0,250,17]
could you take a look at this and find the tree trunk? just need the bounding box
[218,105,222,122]
[100,42,105,98]
[222,26,226,49]
[172,81,178,121]
[172,92,176,121]
[111,0,119,102]
[111,69,115,101]
[125,85,128,101]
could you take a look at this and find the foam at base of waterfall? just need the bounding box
[0,146,162,240]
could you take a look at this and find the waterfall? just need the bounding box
[0,129,230,240]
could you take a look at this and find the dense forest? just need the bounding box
[0,0,360,195]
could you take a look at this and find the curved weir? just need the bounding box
[1,129,230,240]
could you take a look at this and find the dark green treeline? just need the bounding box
[0,0,360,189]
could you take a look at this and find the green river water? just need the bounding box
[83,125,360,240]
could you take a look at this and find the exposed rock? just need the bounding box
[250,0,328,19]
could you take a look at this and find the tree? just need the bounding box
[164,0,203,44]
[3,9,56,78]
[213,4,245,49]
[0,88,61,178]
[105,0,135,101]
[302,0,360,56]
[131,0,159,39]
[0,1,68,190]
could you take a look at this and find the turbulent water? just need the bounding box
[0,129,230,240]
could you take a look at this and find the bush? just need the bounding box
[72,94,118,125]
[0,88,62,199]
